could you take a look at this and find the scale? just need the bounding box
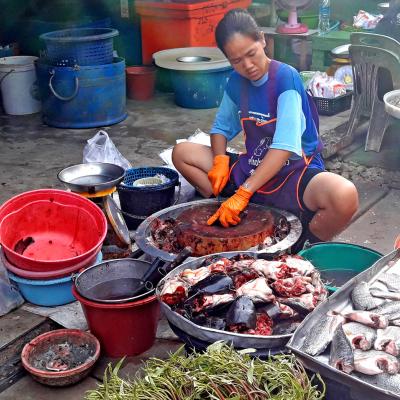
[58,163,133,259]
[275,0,313,34]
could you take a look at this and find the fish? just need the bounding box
[188,274,234,297]
[370,289,400,301]
[300,311,346,356]
[377,273,400,292]
[280,293,317,316]
[191,315,226,331]
[250,260,291,280]
[180,267,210,286]
[280,255,315,276]
[160,278,189,306]
[187,293,235,314]
[226,296,257,332]
[342,322,376,350]
[353,349,399,375]
[236,277,275,303]
[372,301,400,321]
[374,326,400,356]
[351,282,386,310]
[271,277,312,297]
[341,310,388,329]
[329,324,354,374]
[361,373,400,394]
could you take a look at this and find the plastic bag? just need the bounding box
[83,130,132,170]
[0,251,24,316]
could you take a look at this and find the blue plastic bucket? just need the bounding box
[35,57,127,128]
[170,66,232,109]
[9,252,102,306]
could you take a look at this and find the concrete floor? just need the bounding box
[0,92,399,399]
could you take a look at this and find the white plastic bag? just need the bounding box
[0,252,24,316]
[83,130,132,170]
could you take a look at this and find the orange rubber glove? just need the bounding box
[207,186,253,228]
[207,154,230,196]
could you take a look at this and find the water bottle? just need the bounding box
[318,0,331,34]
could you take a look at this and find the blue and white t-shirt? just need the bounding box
[210,62,324,170]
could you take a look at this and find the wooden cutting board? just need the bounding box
[174,203,276,256]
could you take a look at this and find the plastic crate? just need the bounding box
[313,92,353,116]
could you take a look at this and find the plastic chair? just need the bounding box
[350,32,400,57]
[347,45,400,152]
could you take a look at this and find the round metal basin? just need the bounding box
[176,56,212,63]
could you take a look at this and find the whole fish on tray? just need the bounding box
[288,250,400,399]
[159,253,326,337]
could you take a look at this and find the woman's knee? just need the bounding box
[330,179,359,219]
[172,142,191,168]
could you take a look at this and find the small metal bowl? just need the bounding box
[58,162,125,194]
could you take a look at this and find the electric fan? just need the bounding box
[275,0,313,34]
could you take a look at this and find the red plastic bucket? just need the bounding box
[72,286,160,357]
[0,189,107,272]
[126,66,156,101]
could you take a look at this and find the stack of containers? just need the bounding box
[35,28,127,128]
[0,189,107,306]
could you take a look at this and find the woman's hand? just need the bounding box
[208,154,230,196]
[207,186,253,227]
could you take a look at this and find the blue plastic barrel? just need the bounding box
[35,57,127,128]
[170,66,232,109]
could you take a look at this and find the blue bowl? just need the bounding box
[9,252,103,307]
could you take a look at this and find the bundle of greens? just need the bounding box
[86,342,324,400]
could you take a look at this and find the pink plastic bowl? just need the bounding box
[0,189,107,272]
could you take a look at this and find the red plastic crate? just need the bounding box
[135,0,252,64]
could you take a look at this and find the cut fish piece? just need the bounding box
[300,312,345,356]
[329,324,354,374]
[375,326,400,356]
[352,282,385,310]
[341,310,388,329]
[342,322,376,350]
[354,350,399,375]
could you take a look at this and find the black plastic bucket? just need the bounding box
[117,167,180,229]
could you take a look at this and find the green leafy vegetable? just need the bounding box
[86,342,325,400]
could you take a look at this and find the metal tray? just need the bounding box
[58,162,125,194]
[287,249,400,400]
[135,199,302,262]
[157,250,299,350]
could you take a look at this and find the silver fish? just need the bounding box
[300,312,345,356]
[342,310,388,329]
[372,301,400,321]
[361,373,400,394]
[374,326,400,356]
[378,273,400,292]
[352,282,385,310]
[370,289,400,301]
[342,322,376,350]
[354,349,399,375]
[329,324,354,374]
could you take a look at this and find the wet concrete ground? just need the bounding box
[0,92,399,399]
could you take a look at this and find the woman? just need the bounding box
[172,9,358,248]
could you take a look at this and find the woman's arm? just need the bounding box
[211,134,228,156]
[242,148,291,193]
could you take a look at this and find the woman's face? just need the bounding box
[223,32,268,81]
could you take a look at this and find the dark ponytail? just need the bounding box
[215,8,263,55]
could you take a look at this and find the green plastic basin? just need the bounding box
[298,242,382,292]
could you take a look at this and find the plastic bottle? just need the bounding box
[318,0,331,34]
